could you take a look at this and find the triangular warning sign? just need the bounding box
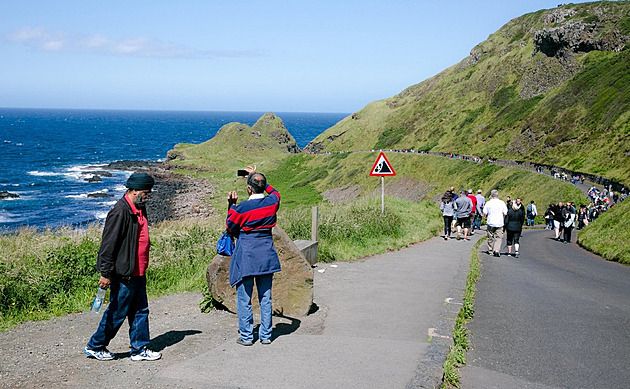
[370,152,396,176]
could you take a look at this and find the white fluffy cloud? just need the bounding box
[5,26,262,59]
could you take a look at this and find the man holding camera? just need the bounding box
[226,166,281,346]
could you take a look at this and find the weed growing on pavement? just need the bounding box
[441,238,482,388]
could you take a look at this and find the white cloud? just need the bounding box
[5,26,263,59]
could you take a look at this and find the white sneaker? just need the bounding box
[130,348,162,361]
[84,347,115,361]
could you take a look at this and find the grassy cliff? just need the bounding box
[305,2,630,184]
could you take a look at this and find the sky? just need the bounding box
[0,1,590,113]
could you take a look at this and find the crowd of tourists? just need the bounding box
[440,180,626,259]
[440,188,527,257]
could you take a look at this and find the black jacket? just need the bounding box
[96,197,145,280]
[505,205,525,232]
[551,204,564,222]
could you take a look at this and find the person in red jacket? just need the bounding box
[84,172,162,362]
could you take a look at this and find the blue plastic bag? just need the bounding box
[216,231,234,256]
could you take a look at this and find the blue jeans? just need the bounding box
[473,213,482,231]
[236,274,273,342]
[86,276,150,355]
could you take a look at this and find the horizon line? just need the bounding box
[0,106,352,115]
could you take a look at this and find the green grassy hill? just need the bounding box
[167,112,299,174]
[305,1,630,184]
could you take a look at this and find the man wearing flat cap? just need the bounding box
[84,172,162,361]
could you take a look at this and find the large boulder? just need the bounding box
[206,226,314,317]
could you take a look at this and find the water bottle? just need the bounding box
[90,286,107,313]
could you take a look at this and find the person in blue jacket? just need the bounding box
[226,166,281,346]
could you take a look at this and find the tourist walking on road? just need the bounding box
[506,198,525,257]
[544,203,554,230]
[483,189,508,257]
[466,189,478,235]
[552,201,564,241]
[455,190,473,240]
[562,202,576,243]
[84,172,162,362]
[577,204,589,230]
[440,192,457,240]
[526,200,537,226]
[474,189,485,232]
[227,166,281,346]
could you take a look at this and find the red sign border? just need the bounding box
[370,152,396,177]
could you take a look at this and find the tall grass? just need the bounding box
[0,219,222,331]
[281,196,442,262]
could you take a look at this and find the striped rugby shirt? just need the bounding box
[226,184,280,234]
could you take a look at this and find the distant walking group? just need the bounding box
[440,187,485,241]
[441,188,529,258]
[544,201,577,244]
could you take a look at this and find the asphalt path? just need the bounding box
[152,234,480,389]
[460,229,630,389]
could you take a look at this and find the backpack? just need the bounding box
[526,204,533,216]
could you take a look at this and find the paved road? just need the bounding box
[460,229,630,389]
[153,234,480,389]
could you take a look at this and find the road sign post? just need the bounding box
[369,152,396,215]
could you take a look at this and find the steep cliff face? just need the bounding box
[305,1,630,182]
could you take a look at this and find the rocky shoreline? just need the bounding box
[99,160,217,224]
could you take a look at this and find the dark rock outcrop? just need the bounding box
[87,192,114,198]
[0,191,19,200]
[84,175,102,183]
[534,22,627,59]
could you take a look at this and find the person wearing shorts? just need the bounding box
[454,190,473,240]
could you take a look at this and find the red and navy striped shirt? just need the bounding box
[226,184,280,233]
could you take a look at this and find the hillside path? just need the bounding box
[460,229,630,389]
[0,233,480,388]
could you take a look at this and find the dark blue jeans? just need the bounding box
[86,276,150,355]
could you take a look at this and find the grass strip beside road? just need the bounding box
[441,237,483,388]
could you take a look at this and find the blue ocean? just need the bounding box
[0,108,347,230]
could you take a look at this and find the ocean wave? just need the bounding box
[0,196,23,201]
[63,166,96,181]
[65,194,88,199]
[0,211,23,223]
[94,211,109,220]
[28,170,60,177]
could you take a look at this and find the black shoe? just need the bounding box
[493,251,500,257]
[236,338,253,346]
